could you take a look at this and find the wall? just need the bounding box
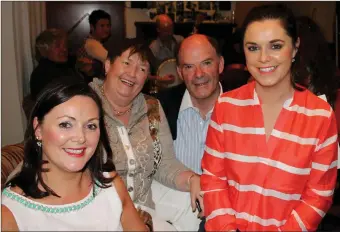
[1,2,25,146]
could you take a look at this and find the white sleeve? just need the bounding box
[84,39,108,62]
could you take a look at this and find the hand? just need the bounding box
[136,207,153,232]
[189,174,204,218]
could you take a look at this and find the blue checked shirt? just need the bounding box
[174,83,223,174]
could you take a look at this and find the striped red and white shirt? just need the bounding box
[201,81,338,231]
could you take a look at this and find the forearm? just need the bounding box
[174,170,198,191]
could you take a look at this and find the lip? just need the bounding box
[120,77,135,87]
[258,65,278,74]
[63,148,86,158]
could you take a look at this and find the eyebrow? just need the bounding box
[57,115,99,122]
[182,58,214,66]
[245,39,285,45]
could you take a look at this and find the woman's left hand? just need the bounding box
[189,174,204,218]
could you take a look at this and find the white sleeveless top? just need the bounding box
[2,183,123,231]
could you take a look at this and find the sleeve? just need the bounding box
[279,110,338,231]
[84,39,108,62]
[153,101,190,189]
[201,98,237,231]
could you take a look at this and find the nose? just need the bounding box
[195,66,204,78]
[128,65,137,77]
[259,48,270,63]
[73,127,86,144]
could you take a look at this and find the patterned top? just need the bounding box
[90,78,189,209]
[1,183,123,231]
[201,81,338,231]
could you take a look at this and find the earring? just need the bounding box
[292,58,295,63]
[36,137,42,147]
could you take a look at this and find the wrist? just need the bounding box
[187,173,198,188]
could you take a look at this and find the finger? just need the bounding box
[198,196,204,213]
[191,195,197,212]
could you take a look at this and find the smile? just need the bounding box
[63,148,86,157]
[120,78,135,87]
[258,66,278,73]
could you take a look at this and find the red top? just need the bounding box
[201,81,338,231]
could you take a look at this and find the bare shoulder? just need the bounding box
[1,205,19,231]
[108,172,129,204]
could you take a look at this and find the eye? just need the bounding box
[247,46,259,52]
[183,64,193,70]
[202,60,212,66]
[87,123,98,131]
[272,44,283,50]
[140,67,146,72]
[59,122,72,129]
[122,61,129,66]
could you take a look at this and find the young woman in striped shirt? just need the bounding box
[201,4,338,231]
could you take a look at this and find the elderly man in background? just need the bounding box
[149,14,184,69]
[76,9,111,82]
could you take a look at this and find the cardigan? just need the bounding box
[90,78,189,209]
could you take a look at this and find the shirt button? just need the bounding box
[128,186,134,192]
[128,173,134,177]
[129,159,136,165]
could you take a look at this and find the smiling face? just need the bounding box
[243,19,299,88]
[104,48,149,105]
[177,35,224,101]
[46,37,68,63]
[34,96,100,173]
[91,18,111,41]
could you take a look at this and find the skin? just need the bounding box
[91,18,111,42]
[156,14,174,45]
[177,34,224,118]
[103,48,149,125]
[243,19,300,140]
[1,96,147,231]
[45,37,68,63]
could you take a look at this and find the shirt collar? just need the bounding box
[179,82,223,113]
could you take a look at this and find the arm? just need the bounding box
[85,39,108,63]
[1,205,19,231]
[279,111,338,231]
[111,172,148,231]
[152,102,191,189]
[201,99,237,231]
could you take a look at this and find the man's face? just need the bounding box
[92,19,111,41]
[157,22,174,42]
[46,38,68,63]
[177,37,224,101]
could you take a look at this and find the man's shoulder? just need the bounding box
[149,39,159,51]
[173,34,184,43]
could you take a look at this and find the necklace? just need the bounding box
[101,84,133,116]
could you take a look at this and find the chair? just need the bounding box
[1,143,24,189]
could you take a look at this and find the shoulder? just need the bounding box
[1,204,19,231]
[299,90,333,113]
[174,34,184,43]
[149,39,158,51]
[219,82,253,101]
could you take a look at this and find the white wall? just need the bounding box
[1,2,25,146]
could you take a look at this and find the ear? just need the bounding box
[90,24,95,34]
[177,65,184,81]
[218,56,225,74]
[33,117,42,140]
[293,37,300,59]
[104,59,111,75]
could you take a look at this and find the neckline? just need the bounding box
[2,184,101,213]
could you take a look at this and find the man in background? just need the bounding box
[76,9,111,82]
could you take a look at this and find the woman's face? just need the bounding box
[105,48,149,104]
[243,19,299,88]
[34,96,100,173]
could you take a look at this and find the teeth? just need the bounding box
[64,148,83,154]
[260,66,276,72]
[121,78,134,86]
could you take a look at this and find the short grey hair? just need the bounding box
[35,28,67,61]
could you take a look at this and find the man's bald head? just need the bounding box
[156,14,174,41]
[177,34,221,65]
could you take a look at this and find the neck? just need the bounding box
[103,82,133,113]
[39,167,90,197]
[191,86,220,119]
[255,76,294,105]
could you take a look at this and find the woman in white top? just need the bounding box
[1,77,148,231]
